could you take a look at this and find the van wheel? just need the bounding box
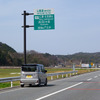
[44,78,47,86]
[21,84,24,87]
[38,79,41,87]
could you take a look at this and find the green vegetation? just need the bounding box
[0,68,98,78]
[0,81,20,89]
[0,42,99,88]
[0,82,11,89]
[0,42,22,66]
[0,42,16,53]
[0,68,99,89]
[60,52,100,64]
[76,68,98,74]
[0,68,20,89]
[0,68,20,78]
[0,42,100,67]
[46,68,72,73]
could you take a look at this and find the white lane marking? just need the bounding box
[94,76,98,78]
[35,82,83,100]
[87,78,92,81]
[0,88,24,95]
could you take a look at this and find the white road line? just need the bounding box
[94,76,98,78]
[35,82,83,100]
[87,78,92,81]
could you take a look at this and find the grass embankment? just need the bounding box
[0,69,20,78]
[0,68,20,89]
[0,68,99,89]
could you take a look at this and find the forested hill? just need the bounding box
[0,42,16,53]
[0,42,100,66]
[0,42,21,66]
[57,52,100,64]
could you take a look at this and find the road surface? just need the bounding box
[0,71,100,100]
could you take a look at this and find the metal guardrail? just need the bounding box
[47,71,78,76]
[0,77,20,83]
[0,77,20,87]
[47,70,78,80]
[0,71,78,87]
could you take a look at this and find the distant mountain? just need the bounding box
[0,42,100,66]
[58,52,100,64]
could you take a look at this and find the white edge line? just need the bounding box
[0,88,24,95]
[35,82,83,100]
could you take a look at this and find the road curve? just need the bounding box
[0,71,100,100]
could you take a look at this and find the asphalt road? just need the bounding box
[0,71,100,100]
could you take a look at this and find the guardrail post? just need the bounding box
[51,76,53,80]
[57,75,59,79]
[62,74,63,78]
[11,81,13,88]
[66,74,68,77]
[70,73,71,77]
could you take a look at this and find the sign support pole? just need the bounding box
[22,11,34,64]
[24,11,26,64]
[22,9,54,64]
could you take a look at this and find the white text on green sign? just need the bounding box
[34,8,55,30]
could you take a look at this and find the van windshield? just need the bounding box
[22,66,37,72]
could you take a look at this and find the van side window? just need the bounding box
[38,66,42,72]
[41,66,45,72]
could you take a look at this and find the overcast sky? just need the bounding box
[0,0,100,55]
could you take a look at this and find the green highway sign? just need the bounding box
[34,8,55,30]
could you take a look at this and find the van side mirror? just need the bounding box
[42,69,47,73]
[45,70,47,73]
[44,70,47,73]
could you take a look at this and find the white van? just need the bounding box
[20,64,47,87]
